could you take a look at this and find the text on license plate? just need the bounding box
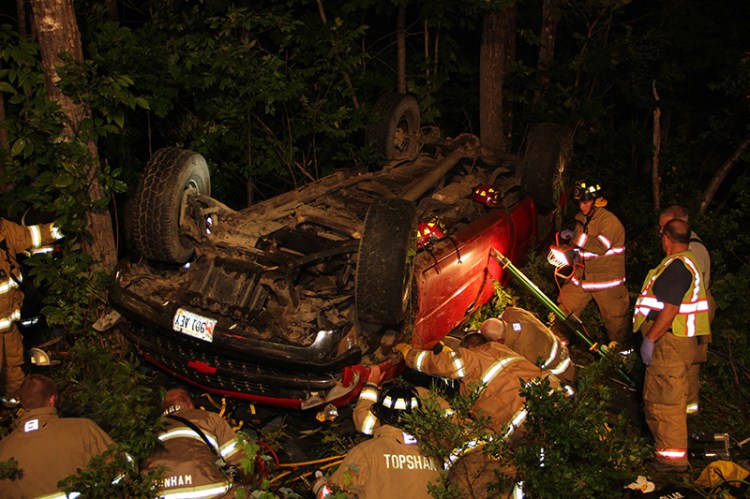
[173,308,217,343]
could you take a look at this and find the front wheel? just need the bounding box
[129,147,211,264]
[355,199,418,326]
[366,93,421,161]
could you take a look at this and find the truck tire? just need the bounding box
[366,93,421,161]
[356,198,418,326]
[521,123,573,211]
[129,147,210,264]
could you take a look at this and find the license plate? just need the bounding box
[173,308,216,343]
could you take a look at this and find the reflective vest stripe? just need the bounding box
[656,448,687,460]
[219,439,239,459]
[160,482,232,499]
[0,277,20,295]
[358,386,378,402]
[50,224,64,240]
[452,351,466,378]
[572,276,626,290]
[0,309,21,332]
[415,350,466,378]
[578,246,625,259]
[37,492,80,499]
[158,428,219,449]
[444,437,487,470]
[414,351,429,371]
[480,356,525,386]
[634,297,709,315]
[686,402,699,414]
[575,232,625,257]
[542,337,559,369]
[512,482,524,499]
[360,412,378,435]
[549,356,572,376]
[28,225,42,248]
[503,408,528,439]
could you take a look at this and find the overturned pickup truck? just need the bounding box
[110,94,570,409]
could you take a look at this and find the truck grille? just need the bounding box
[122,322,339,399]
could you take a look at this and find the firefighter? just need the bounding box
[313,382,440,498]
[0,374,117,498]
[0,217,63,408]
[659,205,714,416]
[353,364,453,435]
[633,219,710,472]
[393,333,559,440]
[480,306,576,384]
[557,180,630,345]
[141,388,246,499]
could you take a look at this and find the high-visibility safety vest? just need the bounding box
[633,251,710,338]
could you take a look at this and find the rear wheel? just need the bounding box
[521,123,573,211]
[366,93,421,161]
[129,147,210,264]
[355,199,418,326]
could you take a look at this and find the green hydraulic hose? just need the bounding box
[490,249,635,388]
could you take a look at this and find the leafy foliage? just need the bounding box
[403,359,649,498]
[0,457,18,480]
[1,0,749,496]
[515,366,649,498]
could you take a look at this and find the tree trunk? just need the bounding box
[17,0,30,37]
[0,92,8,192]
[397,7,407,94]
[105,0,118,22]
[480,5,516,163]
[535,0,559,104]
[502,5,517,148]
[651,81,661,211]
[699,135,750,214]
[423,19,430,81]
[30,0,117,269]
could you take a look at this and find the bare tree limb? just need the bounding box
[699,135,750,214]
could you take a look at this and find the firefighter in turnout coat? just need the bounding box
[480,306,576,384]
[633,219,710,472]
[0,375,117,499]
[142,388,246,499]
[557,180,630,344]
[314,382,440,498]
[0,217,62,407]
[394,332,559,440]
[353,364,453,436]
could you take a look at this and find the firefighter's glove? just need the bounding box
[559,228,574,241]
[312,470,333,498]
[393,343,412,359]
[640,338,654,366]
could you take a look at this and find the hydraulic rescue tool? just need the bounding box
[490,249,635,389]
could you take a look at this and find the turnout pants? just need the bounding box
[0,323,25,400]
[686,340,708,415]
[642,331,701,468]
[558,281,630,344]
